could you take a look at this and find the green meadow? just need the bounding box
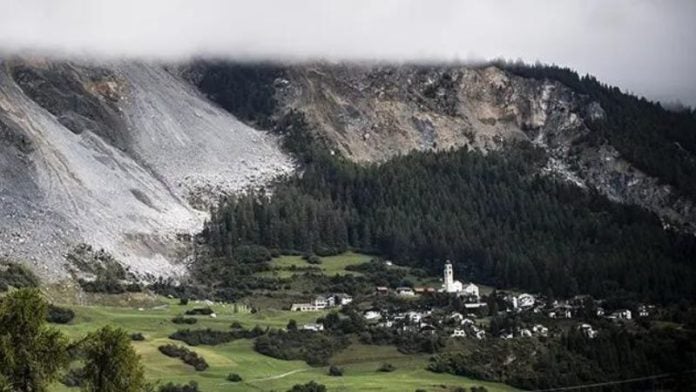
[49,297,517,392]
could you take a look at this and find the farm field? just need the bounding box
[49,298,517,392]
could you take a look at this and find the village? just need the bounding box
[289,260,654,340]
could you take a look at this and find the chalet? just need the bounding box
[578,323,598,339]
[519,328,532,338]
[532,324,549,337]
[637,305,650,317]
[302,323,324,332]
[420,324,437,335]
[596,307,605,317]
[331,293,353,306]
[364,310,382,321]
[291,303,319,312]
[375,286,389,295]
[610,309,632,320]
[461,318,475,326]
[517,293,535,308]
[474,329,486,340]
[499,330,513,340]
[451,328,467,338]
[396,287,416,297]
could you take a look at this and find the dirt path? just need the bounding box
[248,368,308,382]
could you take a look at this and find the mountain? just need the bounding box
[2,58,696,282]
[189,61,696,231]
[0,59,292,279]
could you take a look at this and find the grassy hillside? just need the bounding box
[49,298,516,392]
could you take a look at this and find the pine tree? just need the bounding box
[81,326,147,392]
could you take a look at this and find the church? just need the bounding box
[441,260,479,299]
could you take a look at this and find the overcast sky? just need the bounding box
[1,0,695,105]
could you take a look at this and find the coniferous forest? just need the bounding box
[203,141,696,303]
[197,61,696,305]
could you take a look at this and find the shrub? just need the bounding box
[378,363,395,372]
[172,315,198,325]
[287,381,327,392]
[158,344,208,371]
[328,365,343,376]
[179,298,189,305]
[158,381,199,392]
[130,332,145,341]
[185,307,214,316]
[46,304,75,324]
[170,327,265,346]
[304,254,322,265]
[60,368,85,387]
[254,329,349,366]
[0,262,39,290]
[226,373,242,382]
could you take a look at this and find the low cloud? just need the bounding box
[1,0,694,105]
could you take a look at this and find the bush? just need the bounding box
[130,332,145,341]
[328,365,343,376]
[46,304,75,324]
[179,298,189,305]
[172,315,198,325]
[304,254,322,265]
[169,327,265,346]
[287,381,327,392]
[378,363,395,372]
[158,381,200,392]
[226,373,242,382]
[0,262,39,291]
[158,344,208,371]
[185,307,214,316]
[60,368,85,387]
[254,329,350,366]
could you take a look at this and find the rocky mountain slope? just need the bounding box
[255,63,696,230]
[2,58,694,280]
[0,59,292,280]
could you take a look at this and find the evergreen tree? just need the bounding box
[81,326,147,392]
[0,288,68,392]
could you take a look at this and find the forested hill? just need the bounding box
[204,141,696,303]
[193,61,696,303]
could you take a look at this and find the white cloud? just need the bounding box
[1,0,695,104]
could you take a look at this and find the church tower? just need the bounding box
[444,260,454,292]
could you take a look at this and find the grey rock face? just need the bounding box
[0,59,293,280]
[275,63,696,230]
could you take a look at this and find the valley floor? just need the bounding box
[49,297,517,392]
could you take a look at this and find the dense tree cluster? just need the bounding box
[204,143,696,302]
[254,329,350,366]
[157,345,208,371]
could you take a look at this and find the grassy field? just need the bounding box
[264,252,374,278]
[49,297,517,392]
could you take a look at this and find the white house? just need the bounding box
[578,323,598,339]
[291,303,319,311]
[610,309,632,320]
[519,328,532,338]
[396,287,415,297]
[462,283,480,299]
[302,323,324,332]
[451,328,467,338]
[364,310,382,321]
[517,293,535,308]
[532,324,549,337]
[331,293,353,306]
